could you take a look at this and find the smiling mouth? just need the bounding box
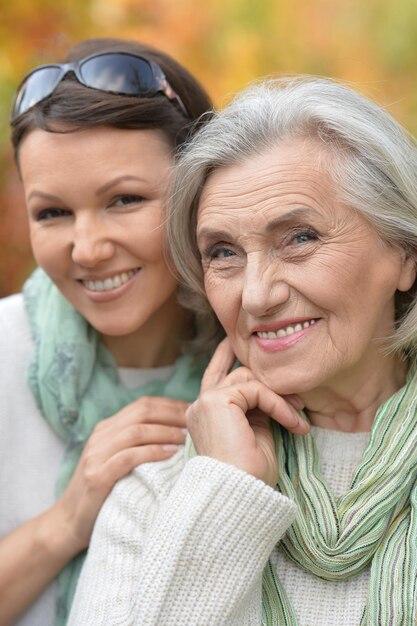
[81,269,139,292]
[256,319,318,339]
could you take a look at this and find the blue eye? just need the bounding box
[291,229,318,245]
[206,245,236,259]
[215,248,235,258]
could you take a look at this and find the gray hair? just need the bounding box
[168,77,417,356]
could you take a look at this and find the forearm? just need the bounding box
[68,454,180,626]
[69,454,297,626]
[134,456,296,625]
[0,505,82,626]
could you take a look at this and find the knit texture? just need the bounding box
[23,268,206,624]
[0,294,196,626]
[264,371,417,626]
[68,429,376,626]
[0,294,64,626]
[68,453,297,625]
[274,427,370,626]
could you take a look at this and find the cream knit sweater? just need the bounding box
[69,428,370,625]
[0,293,175,626]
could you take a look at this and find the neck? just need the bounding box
[102,299,191,368]
[300,352,408,432]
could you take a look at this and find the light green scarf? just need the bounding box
[23,268,205,625]
[186,365,417,625]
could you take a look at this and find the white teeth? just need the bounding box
[82,270,137,292]
[256,319,317,339]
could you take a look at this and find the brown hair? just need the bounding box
[11,37,212,158]
[11,38,214,354]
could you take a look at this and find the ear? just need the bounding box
[397,253,417,292]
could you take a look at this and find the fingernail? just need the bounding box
[163,444,178,452]
[298,415,310,432]
[288,409,299,424]
[181,428,189,435]
[292,412,305,430]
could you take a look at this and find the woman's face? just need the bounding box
[197,139,415,396]
[20,126,180,362]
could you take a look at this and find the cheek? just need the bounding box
[204,273,240,330]
[29,230,59,272]
[294,256,365,316]
[134,218,167,263]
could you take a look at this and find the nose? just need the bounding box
[71,216,115,268]
[241,255,290,317]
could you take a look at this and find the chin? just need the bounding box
[85,316,142,337]
[233,344,314,394]
[252,366,316,397]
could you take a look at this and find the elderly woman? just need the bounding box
[69,78,417,626]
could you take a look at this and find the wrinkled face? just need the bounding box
[197,140,415,395]
[20,126,179,344]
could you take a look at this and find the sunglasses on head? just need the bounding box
[10,51,189,122]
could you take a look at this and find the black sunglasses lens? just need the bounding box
[80,54,156,96]
[13,66,63,118]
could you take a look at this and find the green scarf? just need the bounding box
[186,366,417,625]
[23,268,205,625]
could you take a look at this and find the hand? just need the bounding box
[52,396,188,554]
[186,338,309,487]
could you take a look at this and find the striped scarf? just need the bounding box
[262,367,417,625]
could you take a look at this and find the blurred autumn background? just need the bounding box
[1,0,417,296]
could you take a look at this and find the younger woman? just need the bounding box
[0,37,211,626]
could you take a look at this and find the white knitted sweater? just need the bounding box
[69,428,370,625]
[0,293,174,626]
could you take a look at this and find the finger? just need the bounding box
[87,424,187,467]
[283,394,306,411]
[100,444,180,488]
[120,396,189,426]
[221,365,255,387]
[234,381,310,435]
[93,397,189,438]
[201,337,236,393]
[107,424,187,450]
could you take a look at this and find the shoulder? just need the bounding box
[113,448,186,507]
[0,293,33,352]
[87,450,186,563]
[97,450,186,527]
[0,292,34,403]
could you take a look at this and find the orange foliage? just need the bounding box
[1,0,417,295]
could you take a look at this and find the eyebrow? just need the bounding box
[27,190,62,203]
[265,207,317,232]
[197,207,317,242]
[96,175,146,196]
[27,175,147,204]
